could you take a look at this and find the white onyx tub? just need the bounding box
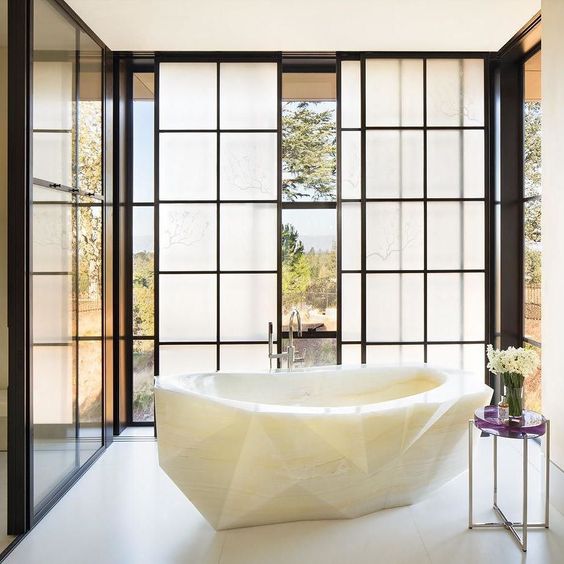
[155,364,492,530]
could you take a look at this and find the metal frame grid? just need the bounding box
[337,52,491,370]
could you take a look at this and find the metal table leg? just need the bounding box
[468,419,550,553]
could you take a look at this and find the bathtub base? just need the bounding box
[156,376,491,530]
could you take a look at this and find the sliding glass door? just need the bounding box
[31,0,104,513]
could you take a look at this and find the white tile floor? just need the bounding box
[4,434,564,564]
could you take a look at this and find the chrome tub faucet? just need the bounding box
[268,308,304,371]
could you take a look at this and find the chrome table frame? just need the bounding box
[468,419,550,552]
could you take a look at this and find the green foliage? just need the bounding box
[281,223,336,316]
[282,102,336,201]
[524,101,541,197]
[133,251,154,336]
[282,223,312,310]
[524,248,541,284]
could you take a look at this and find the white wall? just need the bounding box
[542,0,564,476]
[66,0,539,53]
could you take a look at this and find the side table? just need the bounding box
[468,406,550,552]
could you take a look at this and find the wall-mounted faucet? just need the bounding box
[268,308,304,371]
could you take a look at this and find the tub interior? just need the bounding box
[180,366,446,408]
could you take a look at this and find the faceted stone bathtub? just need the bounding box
[155,364,492,530]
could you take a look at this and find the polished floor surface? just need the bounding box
[4,433,564,564]
[0,453,16,554]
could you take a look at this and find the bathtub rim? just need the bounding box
[154,363,492,416]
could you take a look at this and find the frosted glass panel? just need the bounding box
[159,274,216,341]
[341,61,361,129]
[427,202,485,269]
[220,203,277,270]
[160,204,216,271]
[341,345,361,364]
[33,275,73,343]
[220,274,276,340]
[427,130,484,198]
[427,273,484,341]
[366,59,423,126]
[159,133,216,201]
[366,130,424,198]
[427,344,485,378]
[366,274,424,342]
[220,345,271,371]
[342,274,361,341]
[366,345,424,364]
[341,131,361,199]
[33,345,74,424]
[220,133,277,200]
[33,61,73,130]
[427,59,484,126]
[33,203,73,272]
[159,63,217,129]
[341,203,361,270]
[220,63,277,129]
[33,132,72,185]
[366,202,424,270]
[159,345,216,375]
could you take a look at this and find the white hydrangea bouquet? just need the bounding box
[486,345,539,419]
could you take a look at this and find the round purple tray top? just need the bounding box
[474,406,546,439]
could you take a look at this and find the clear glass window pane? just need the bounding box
[340,61,361,129]
[427,273,484,341]
[524,202,541,343]
[220,133,277,200]
[341,131,361,199]
[220,273,276,341]
[426,59,484,127]
[342,273,361,341]
[280,338,337,367]
[220,203,277,271]
[366,274,424,342]
[366,345,424,364]
[365,59,423,126]
[220,62,277,130]
[282,209,336,332]
[78,340,103,431]
[159,204,216,271]
[427,202,484,270]
[132,207,154,336]
[523,343,541,412]
[220,345,272,371]
[427,130,484,198]
[341,202,361,270]
[366,202,424,270]
[78,33,102,195]
[78,204,102,337]
[159,274,216,341]
[366,130,424,198]
[341,344,361,364]
[159,344,216,376]
[159,63,217,130]
[282,101,336,202]
[159,132,216,201]
[132,340,154,422]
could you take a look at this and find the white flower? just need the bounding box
[486,344,539,377]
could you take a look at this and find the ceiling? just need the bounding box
[65,0,540,53]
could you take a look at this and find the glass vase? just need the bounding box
[502,372,524,423]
